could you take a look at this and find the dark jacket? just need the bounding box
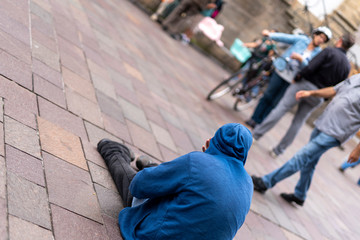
[298,47,350,89]
[118,123,253,240]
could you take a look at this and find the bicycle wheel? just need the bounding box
[207,73,242,101]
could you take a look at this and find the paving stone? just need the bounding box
[63,67,97,102]
[150,122,177,152]
[30,1,52,24]
[7,172,51,229]
[65,87,103,127]
[4,116,41,158]
[0,11,29,45]
[6,145,45,187]
[31,13,55,40]
[89,162,117,192]
[127,120,161,159]
[158,144,179,162]
[32,40,60,71]
[9,215,53,240]
[38,97,88,140]
[97,91,124,123]
[166,122,195,153]
[43,152,102,223]
[0,29,31,64]
[82,140,107,168]
[57,36,85,62]
[0,49,32,90]
[92,73,117,100]
[143,106,166,128]
[159,108,183,130]
[82,44,104,68]
[84,121,122,145]
[34,74,66,108]
[0,76,38,114]
[61,52,90,81]
[102,114,132,144]
[103,215,123,240]
[0,197,7,240]
[53,12,81,47]
[0,0,29,27]
[0,156,5,197]
[32,59,62,88]
[31,28,57,53]
[0,98,3,121]
[113,80,140,107]
[0,124,3,157]
[38,116,87,170]
[118,98,150,131]
[94,184,123,219]
[51,204,108,240]
[4,99,37,129]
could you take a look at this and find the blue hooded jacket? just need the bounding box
[118,123,254,239]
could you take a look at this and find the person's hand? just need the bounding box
[348,144,360,163]
[202,138,211,152]
[290,52,303,62]
[295,90,311,101]
[262,29,270,37]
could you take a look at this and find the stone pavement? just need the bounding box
[0,0,359,239]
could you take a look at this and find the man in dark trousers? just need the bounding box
[252,33,355,157]
[97,123,253,239]
[252,73,360,206]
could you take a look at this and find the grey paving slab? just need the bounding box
[94,183,123,219]
[7,172,51,229]
[0,157,5,198]
[51,204,109,240]
[9,215,53,240]
[4,99,37,130]
[88,162,117,192]
[43,152,102,223]
[0,197,7,240]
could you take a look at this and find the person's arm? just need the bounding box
[298,48,329,78]
[348,143,360,163]
[295,86,336,101]
[263,30,307,45]
[129,154,190,199]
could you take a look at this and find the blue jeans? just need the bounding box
[251,72,289,124]
[262,129,340,200]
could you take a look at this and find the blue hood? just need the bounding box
[206,123,252,165]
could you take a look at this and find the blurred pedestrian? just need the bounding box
[97,123,254,239]
[245,27,331,129]
[252,73,360,206]
[339,156,360,186]
[253,32,355,158]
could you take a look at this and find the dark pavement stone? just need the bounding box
[0,29,31,64]
[102,215,123,240]
[38,117,87,170]
[126,120,162,160]
[96,91,125,123]
[102,114,132,144]
[0,49,32,90]
[0,76,38,114]
[34,74,66,108]
[63,67,97,103]
[9,215,53,240]
[6,145,45,186]
[65,87,103,128]
[51,204,109,240]
[84,121,122,146]
[4,116,41,158]
[4,99,37,129]
[43,152,102,223]
[32,58,62,88]
[38,97,88,140]
[94,184,123,219]
[88,162,117,192]
[7,172,51,229]
[118,98,150,131]
[0,197,7,240]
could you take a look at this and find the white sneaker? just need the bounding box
[269,148,278,158]
[150,14,158,21]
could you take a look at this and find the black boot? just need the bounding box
[251,175,268,193]
[136,155,158,170]
[280,193,304,206]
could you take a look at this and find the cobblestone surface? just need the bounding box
[0,0,359,239]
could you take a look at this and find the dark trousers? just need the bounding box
[251,72,290,124]
[97,140,137,207]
